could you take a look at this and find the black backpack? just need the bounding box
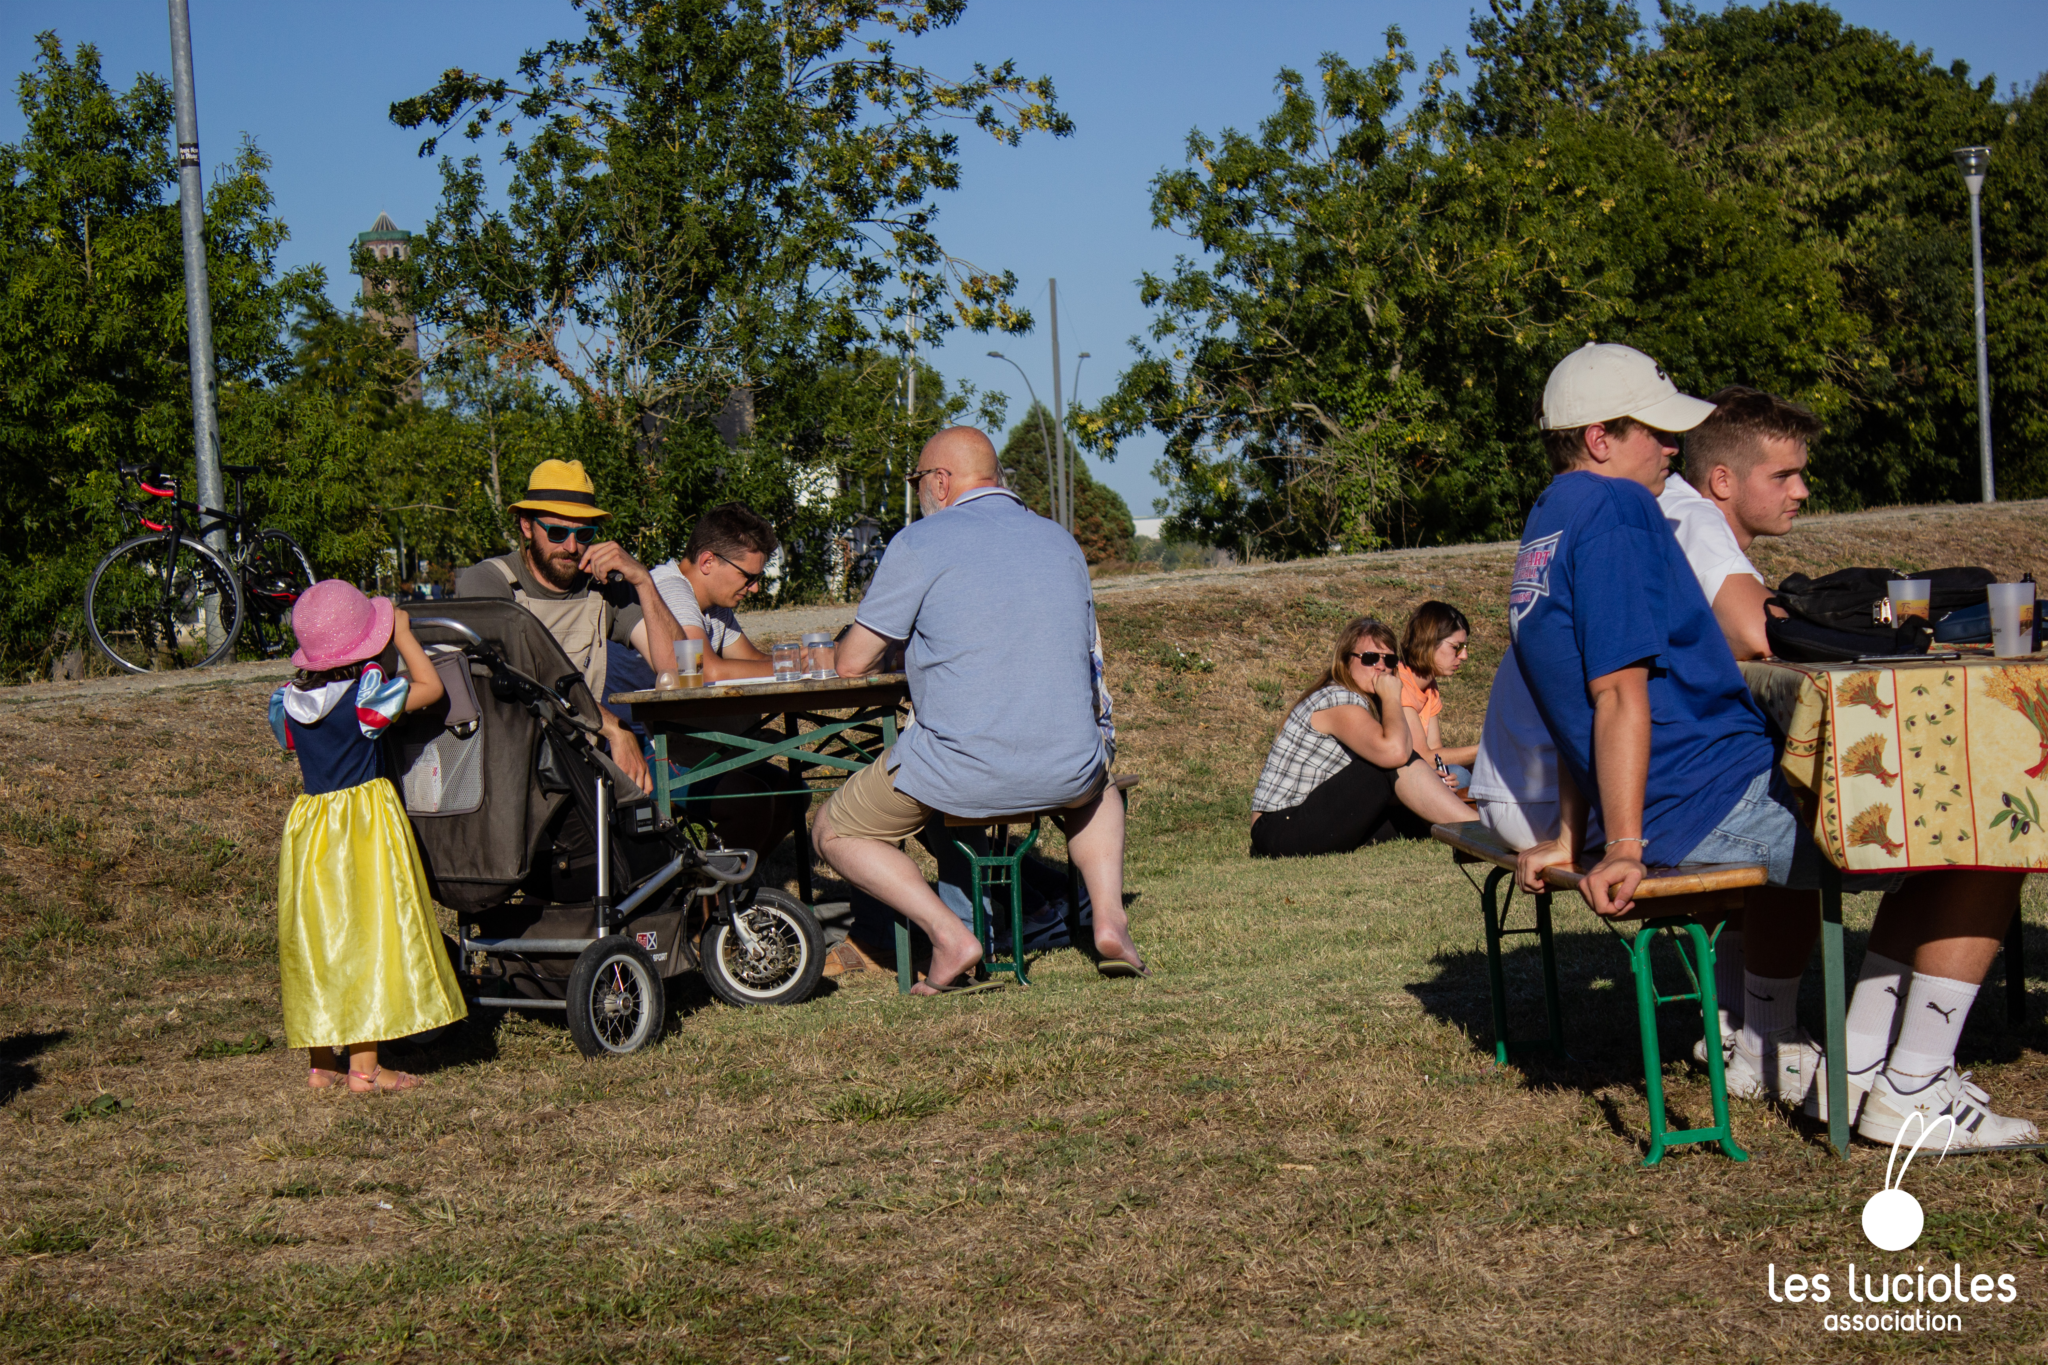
[1764,566,1992,663]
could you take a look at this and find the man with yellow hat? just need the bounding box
[454,459,680,793]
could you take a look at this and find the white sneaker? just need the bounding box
[1856,1067,2042,1149]
[1723,1025,1825,1105]
[1691,1009,1738,1069]
[1802,1063,1880,1124]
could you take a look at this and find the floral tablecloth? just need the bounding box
[1742,658,2048,872]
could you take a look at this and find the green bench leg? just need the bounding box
[956,821,1041,987]
[1630,920,1748,1167]
[1478,868,1565,1063]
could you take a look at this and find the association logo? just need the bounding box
[1862,1113,1950,1252]
[1767,1112,2020,1336]
[1508,532,1561,637]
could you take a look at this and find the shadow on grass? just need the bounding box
[1410,893,2046,1150]
[0,1028,67,1104]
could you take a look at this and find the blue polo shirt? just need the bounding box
[1508,471,1774,864]
[856,488,1107,818]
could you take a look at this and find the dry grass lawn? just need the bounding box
[5,501,2048,1362]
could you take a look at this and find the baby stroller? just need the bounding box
[398,601,825,1056]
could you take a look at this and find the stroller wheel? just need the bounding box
[566,936,667,1057]
[699,888,825,1007]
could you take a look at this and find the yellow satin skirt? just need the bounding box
[276,778,467,1050]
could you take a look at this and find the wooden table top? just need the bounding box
[611,672,909,724]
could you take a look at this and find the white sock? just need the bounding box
[1740,972,1801,1059]
[1714,929,1745,1025]
[1844,951,1912,1077]
[1886,973,1980,1083]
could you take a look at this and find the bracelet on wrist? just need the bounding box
[1605,837,1647,850]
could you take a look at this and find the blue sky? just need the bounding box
[5,1,2045,518]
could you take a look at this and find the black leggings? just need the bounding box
[1250,756,1410,858]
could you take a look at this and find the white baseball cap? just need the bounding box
[1540,342,1716,432]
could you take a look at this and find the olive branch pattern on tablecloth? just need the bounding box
[1983,666,2048,779]
[1990,789,2041,843]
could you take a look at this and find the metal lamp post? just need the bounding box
[1955,145,1995,503]
[168,0,226,641]
[988,351,1058,516]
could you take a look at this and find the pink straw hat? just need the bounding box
[290,580,395,671]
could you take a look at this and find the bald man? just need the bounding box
[818,427,1146,990]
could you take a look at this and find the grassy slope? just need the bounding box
[4,503,2048,1362]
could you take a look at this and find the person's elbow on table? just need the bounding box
[833,622,892,677]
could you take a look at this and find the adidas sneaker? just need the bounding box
[1856,1067,2041,1149]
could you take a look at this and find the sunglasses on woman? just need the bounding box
[535,521,600,545]
[1348,650,1399,668]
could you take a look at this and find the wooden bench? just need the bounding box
[896,775,1142,993]
[1432,821,1767,1166]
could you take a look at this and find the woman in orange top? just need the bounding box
[1399,601,1478,791]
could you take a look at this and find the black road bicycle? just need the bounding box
[84,463,316,673]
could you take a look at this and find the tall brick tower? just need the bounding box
[354,212,421,399]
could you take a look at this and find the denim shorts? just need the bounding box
[1683,769,1904,894]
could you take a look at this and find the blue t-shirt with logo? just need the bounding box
[1508,471,1773,864]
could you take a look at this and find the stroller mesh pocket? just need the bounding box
[402,726,485,816]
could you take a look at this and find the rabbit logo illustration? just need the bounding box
[1861,1112,1955,1252]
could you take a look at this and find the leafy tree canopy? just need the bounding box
[1084,1,2045,557]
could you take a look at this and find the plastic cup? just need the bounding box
[1887,578,1932,624]
[672,638,705,688]
[772,641,802,681]
[803,631,835,679]
[1989,582,2037,658]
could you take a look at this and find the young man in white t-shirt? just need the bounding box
[648,502,780,681]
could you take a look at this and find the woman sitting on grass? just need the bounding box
[1398,601,1479,791]
[1249,616,1476,858]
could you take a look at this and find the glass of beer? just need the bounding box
[1988,582,2037,658]
[1887,578,1932,624]
[672,638,704,688]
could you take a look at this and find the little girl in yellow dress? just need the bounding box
[270,580,466,1093]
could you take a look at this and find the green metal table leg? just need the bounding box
[1822,862,1849,1157]
[1690,922,1748,1162]
[1480,869,1514,1065]
[895,913,915,995]
[1631,928,1672,1167]
[1536,891,1564,1055]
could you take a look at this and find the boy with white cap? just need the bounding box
[1507,345,2037,1147]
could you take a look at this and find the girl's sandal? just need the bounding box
[347,1067,422,1095]
[308,1067,346,1091]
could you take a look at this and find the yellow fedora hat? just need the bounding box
[509,459,610,520]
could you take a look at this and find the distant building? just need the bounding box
[354,212,421,400]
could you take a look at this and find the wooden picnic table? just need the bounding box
[611,672,910,902]
[1742,654,2046,1156]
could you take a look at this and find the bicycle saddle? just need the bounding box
[221,463,259,477]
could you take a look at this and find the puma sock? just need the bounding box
[1713,929,1745,1025]
[1739,972,1802,1061]
[1886,972,1980,1082]
[1844,951,1912,1077]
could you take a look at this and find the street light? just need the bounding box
[1955,145,1994,503]
[988,350,1057,516]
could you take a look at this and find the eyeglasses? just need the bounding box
[1446,642,1470,655]
[534,521,599,546]
[713,551,764,589]
[1348,650,1399,668]
[905,466,950,487]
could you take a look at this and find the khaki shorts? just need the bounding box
[822,759,1109,844]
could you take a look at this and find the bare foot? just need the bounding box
[348,1067,422,1094]
[1094,932,1148,977]
[911,940,983,996]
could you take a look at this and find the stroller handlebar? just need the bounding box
[412,616,605,736]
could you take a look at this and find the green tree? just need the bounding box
[377,0,1070,537]
[1083,2,2048,556]
[0,33,317,677]
[998,404,1133,563]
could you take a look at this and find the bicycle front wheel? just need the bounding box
[85,534,244,674]
[239,530,315,660]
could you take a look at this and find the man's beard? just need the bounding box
[918,487,941,518]
[527,540,585,591]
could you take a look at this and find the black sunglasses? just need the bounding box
[905,466,950,487]
[1348,650,1399,668]
[534,521,599,545]
[713,550,764,588]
